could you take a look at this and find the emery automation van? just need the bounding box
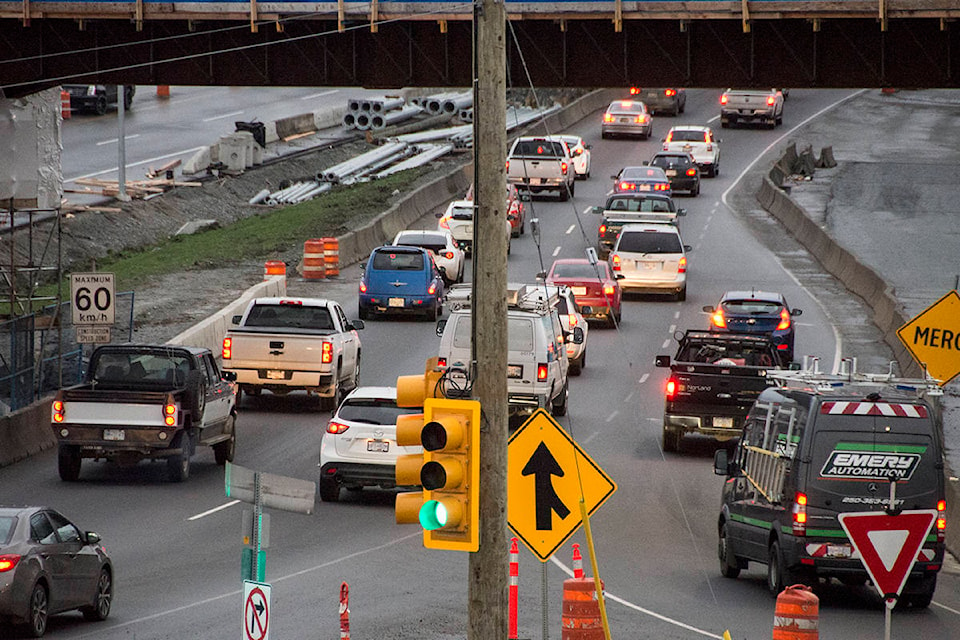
[713,365,946,607]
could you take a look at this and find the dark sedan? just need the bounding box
[648,152,700,197]
[0,506,112,637]
[703,290,803,364]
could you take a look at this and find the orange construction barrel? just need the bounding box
[561,578,604,640]
[263,260,286,280]
[303,239,326,279]
[323,236,340,277]
[60,91,71,119]
[773,584,818,640]
[157,85,170,98]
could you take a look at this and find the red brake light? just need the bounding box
[438,217,450,230]
[505,160,510,172]
[599,223,607,235]
[793,492,808,536]
[560,162,568,175]
[665,132,673,142]
[0,554,21,572]
[665,377,677,399]
[322,342,333,364]
[537,364,549,381]
[438,357,447,367]
[630,87,640,95]
[937,500,947,539]
[444,251,454,259]
[619,182,634,191]
[711,309,726,328]
[163,398,177,426]
[665,89,676,97]
[767,95,776,106]
[428,282,437,295]
[655,183,668,191]
[222,337,232,360]
[568,314,578,327]
[611,254,621,271]
[603,113,614,123]
[720,94,728,105]
[603,284,615,296]
[326,420,349,435]
[776,308,791,331]
[359,281,367,293]
[678,256,687,273]
[686,168,697,176]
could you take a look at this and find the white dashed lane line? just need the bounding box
[624,391,635,402]
[668,325,676,333]
[566,224,576,234]
[638,373,649,384]
[96,134,140,146]
[674,311,680,319]
[189,500,240,521]
[202,110,244,122]
[552,246,562,257]
[605,411,619,423]
[661,339,671,349]
[301,89,339,100]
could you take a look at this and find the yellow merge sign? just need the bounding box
[508,409,616,562]
[897,290,960,386]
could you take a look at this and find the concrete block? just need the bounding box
[176,219,220,236]
[275,113,316,139]
[183,146,212,175]
[315,106,349,130]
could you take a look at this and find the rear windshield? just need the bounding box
[651,155,691,168]
[552,263,609,279]
[512,140,567,158]
[607,101,646,113]
[0,516,15,544]
[372,250,425,271]
[616,231,682,254]
[337,398,420,425]
[400,241,446,253]
[245,304,335,330]
[677,341,775,366]
[453,316,535,352]
[92,350,192,386]
[722,300,783,314]
[605,196,674,213]
[669,130,707,142]
[621,167,666,181]
[449,205,473,220]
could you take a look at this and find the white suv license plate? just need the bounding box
[713,417,734,428]
[367,440,389,453]
[103,429,125,441]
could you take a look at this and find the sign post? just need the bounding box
[896,289,960,385]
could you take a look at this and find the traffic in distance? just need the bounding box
[2,86,956,639]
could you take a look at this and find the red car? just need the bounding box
[464,183,526,238]
[545,258,622,327]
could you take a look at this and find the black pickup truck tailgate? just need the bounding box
[668,363,770,416]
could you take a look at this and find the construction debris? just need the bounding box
[66,177,202,199]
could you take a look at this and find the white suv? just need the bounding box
[436,284,583,423]
[539,284,589,375]
[610,223,691,301]
[318,386,422,502]
[661,125,721,177]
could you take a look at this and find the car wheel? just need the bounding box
[569,354,582,377]
[719,522,742,578]
[213,414,236,465]
[321,371,341,411]
[601,132,609,140]
[351,355,361,391]
[235,386,243,406]
[558,184,569,201]
[662,427,681,453]
[184,370,207,420]
[721,121,730,129]
[358,306,370,321]
[427,300,439,322]
[166,432,192,482]
[692,182,700,197]
[520,218,526,236]
[25,582,48,638]
[319,477,341,502]
[123,89,134,111]
[767,539,803,596]
[82,568,113,621]
[94,96,108,116]
[900,575,937,609]
[676,287,687,302]
[551,381,568,416]
[58,444,82,481]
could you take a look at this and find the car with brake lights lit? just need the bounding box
[611,166,672,196]
[554,134,592,179]
[392,229,465,285]
[359,246,446,321]
[629,87,686,116]
[648,152,700,196]
[601,100,653,139]
[544,258,622,327]
[662,125,721,177]
[609,223,690,301]
[702,290,802,364]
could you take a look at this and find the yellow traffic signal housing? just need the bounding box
[394,397,481,552]
[396,356,445,408]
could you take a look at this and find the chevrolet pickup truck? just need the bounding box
[655,330,785,452]
[587,193,685,259]
[51,344,237,482]
[506,136,576,201]
[221,297,363,410]
[719,89,784,129]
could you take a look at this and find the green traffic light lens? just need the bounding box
[419,500,448,530]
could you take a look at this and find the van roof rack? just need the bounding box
[444,282,559,314]
[767,356,943,397]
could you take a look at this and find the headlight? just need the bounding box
[86,85,97,96]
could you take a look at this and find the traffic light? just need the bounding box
[395,380,480,551]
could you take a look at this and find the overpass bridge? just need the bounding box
[1,1,958,97]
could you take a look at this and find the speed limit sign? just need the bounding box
[71,273,115,326]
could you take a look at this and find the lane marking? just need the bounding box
[707,115,720,123]
[73,531,424,638]
[605,411,618,423]
[66,146,207,182]
[582,431,600,444]
[301,89,340,100]
[661,339,670,349]
[566,224,575,234]
[202,110,244,122]
[720,88,866,374]
[638,373,649,384]
[96,134,140,146]
[674,311,680,319]
[624,391,635,402]
[668,324,676,333]
[189,500,240,521]
[932,600,960,616]
[552,246,562,257]
[549,557,724,639]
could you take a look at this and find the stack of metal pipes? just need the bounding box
[342,96,423,131]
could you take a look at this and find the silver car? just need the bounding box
[0,507,112,637]
[609,223,691,301]
[601,100,653,139]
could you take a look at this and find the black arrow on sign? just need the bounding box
[255,601,265,615]
[522,442,570,530]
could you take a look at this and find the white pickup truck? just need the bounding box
[506,136,576,201]
[221,297,363,409]
[719,89,784,129]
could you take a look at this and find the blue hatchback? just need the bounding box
[359,245,445,321]
[703,290,802,364]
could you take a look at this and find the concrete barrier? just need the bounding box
[0,401,55,467]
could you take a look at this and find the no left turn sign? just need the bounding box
[242,580,271,640]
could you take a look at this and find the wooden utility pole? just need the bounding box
[470,0,507,634]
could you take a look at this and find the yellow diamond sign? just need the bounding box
[508,409,616,562]
[896,290,960,386]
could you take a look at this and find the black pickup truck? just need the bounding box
[588,193,685,259]
[655,330,786,452]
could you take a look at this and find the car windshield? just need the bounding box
[670,130,707,142]
[0,515,15,544]
[92,351,192,386]
[337,399,420,425]
[617,231,683,254]
[606,196,674,213]
[372,250,425,270]
[722,300,783,315]
[245,303,335,330]
[552,263,607,279]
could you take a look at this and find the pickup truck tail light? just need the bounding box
[53,398,65,423]
[766,95,776,106]
[792,492,808,536]
[720,94,729,105]
[0,554,21,573]
[222,337,232,360]
[776,308,791,330]
[443,251,455,260]
[537,364,549,381]
[611,254,622,271]
[937,499,946,542]
[428,282,437,295]
[599,223,607,236]
[560,161,569,175]
[710,309,726,329]
[567,314,578,328]
[326,420,349,435]
[322,342,333,364]
[438,357,447,367]
[678,256,687,273]
[163,396,177,426]
[665,377,678,399]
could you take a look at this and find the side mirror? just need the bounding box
[588,206,603,215]
[231,315,242,325]
[350,319,365,331]
[615,274,625,280]
[684,245,693,252]
[660,137,666,142]
[436,318,448,338]
[585,144,592,150]
[792,309,803,317]
[788,361,802,371]
[655,355,671,368]
[641,160,650,166]
[571,326,584,345]
[677,208,687,216]
[610,175,619,180]
[702,305,714,313]
[714,449,731,476]
[85,531,101,545]
[222,370,238,382]
[536,270,547,280]
[435,212,444,218]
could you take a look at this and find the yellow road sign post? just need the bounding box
[896,290,960,385]
[507,409,616,562]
